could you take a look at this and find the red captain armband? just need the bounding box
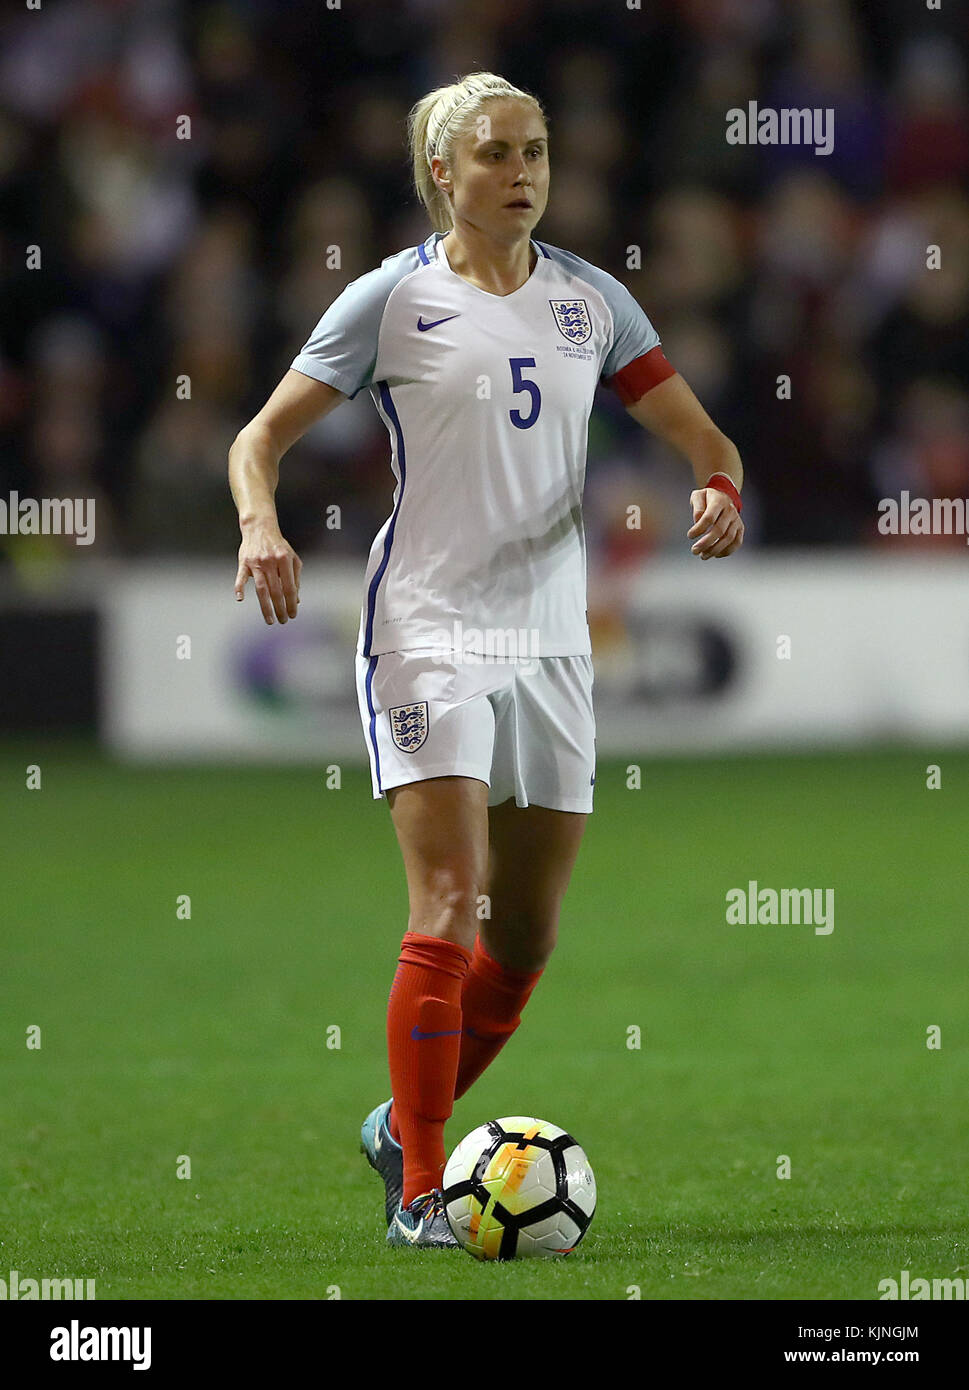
[607,345,677,405]
[706,472,742,513]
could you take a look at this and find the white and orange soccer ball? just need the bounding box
[442,1116,596,1260]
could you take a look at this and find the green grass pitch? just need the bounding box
[2,741,967,1300]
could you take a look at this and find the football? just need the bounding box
[442,1116,596,1260]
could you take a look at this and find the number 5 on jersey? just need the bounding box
[509,357,541,430]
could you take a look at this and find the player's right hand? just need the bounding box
[234,525,302,624]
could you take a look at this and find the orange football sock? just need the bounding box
[453,936,543,1101]
[386,931,471,1206]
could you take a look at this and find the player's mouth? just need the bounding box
[504,199,533,210]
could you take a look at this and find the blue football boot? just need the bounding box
[360,1098,403,1226]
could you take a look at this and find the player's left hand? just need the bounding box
[687,488,744,560]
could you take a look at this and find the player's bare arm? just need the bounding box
[229,370,346,624]
[625,371,745,561]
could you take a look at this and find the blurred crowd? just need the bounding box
[1,0,968,576]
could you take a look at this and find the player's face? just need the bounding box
[446,100,549,243]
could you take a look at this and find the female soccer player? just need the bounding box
[229,72,744,1248]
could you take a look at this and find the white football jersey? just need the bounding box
[292,229,670,658]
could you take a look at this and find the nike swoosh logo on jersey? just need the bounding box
[393,1213,424,1243]
[411,1025,462,1040]
[417,314,460,332]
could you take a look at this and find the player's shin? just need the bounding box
[385,931,472,1205]
[452,935,544,1100]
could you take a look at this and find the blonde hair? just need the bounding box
[407,72,546,233]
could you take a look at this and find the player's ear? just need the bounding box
[430,155,451,191]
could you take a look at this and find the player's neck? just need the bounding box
[440,228,536,297]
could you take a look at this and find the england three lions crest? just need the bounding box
[550,298,592,345]
[389,701,428,753]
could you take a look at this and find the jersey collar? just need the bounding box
[423,230,548,284]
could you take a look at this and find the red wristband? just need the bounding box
[706,472,742,513]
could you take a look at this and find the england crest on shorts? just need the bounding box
[389,701,428,753]
[549,298,592,345]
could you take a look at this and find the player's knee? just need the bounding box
[500,938,557,973]
[483,911,558,973]
[409,870,481,946]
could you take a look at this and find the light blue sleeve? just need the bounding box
[290,246,423,400]
[538,243,661,380]
[598,272,661,380]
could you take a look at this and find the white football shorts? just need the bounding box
[354,649,596,813]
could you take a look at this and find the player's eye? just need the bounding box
[485,147,542,161]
